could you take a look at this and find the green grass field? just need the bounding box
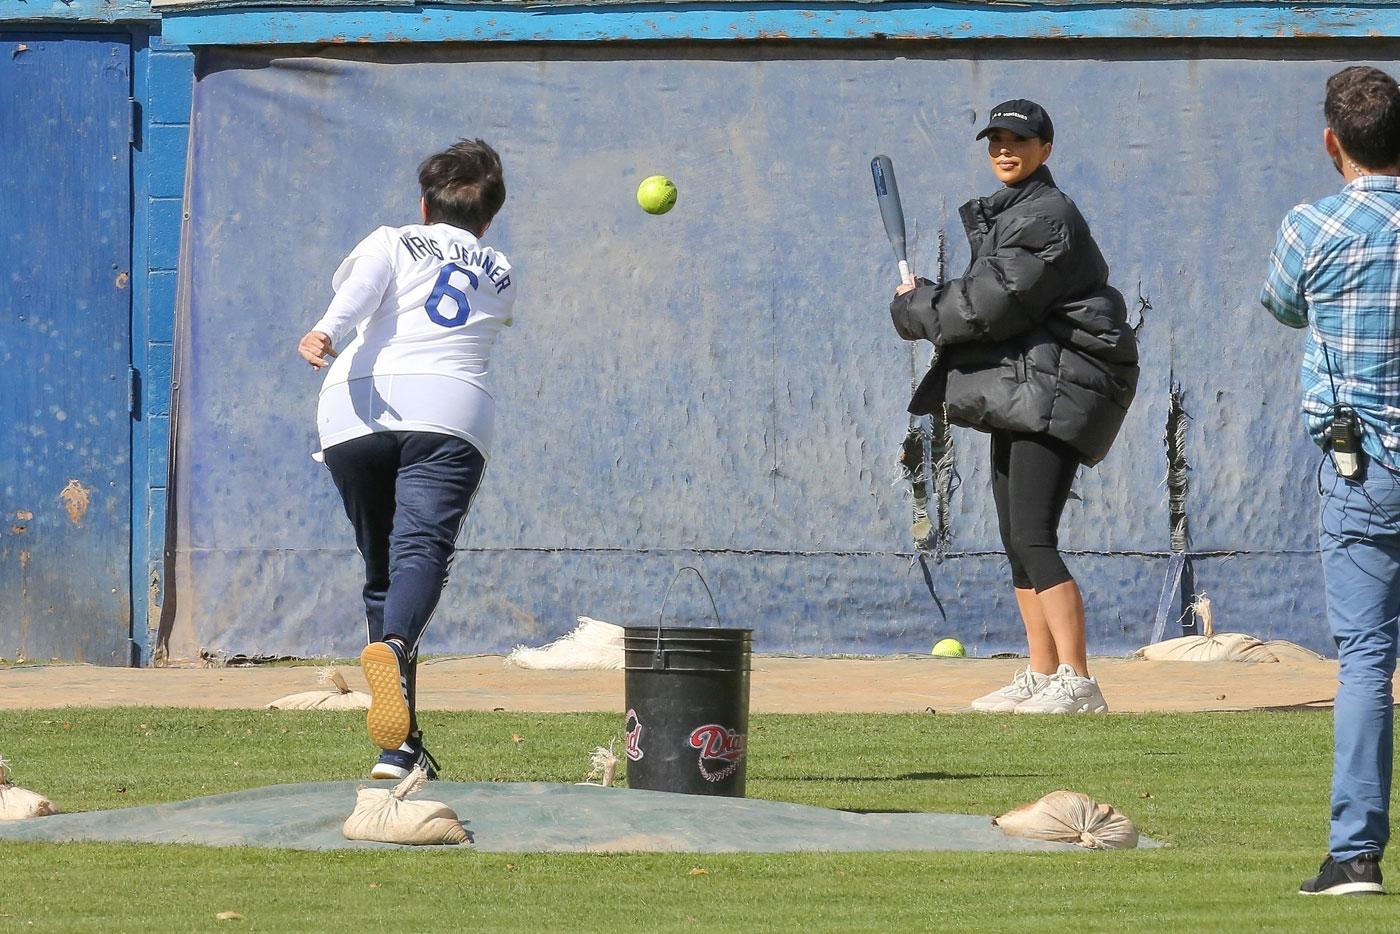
[1,708,1394,931]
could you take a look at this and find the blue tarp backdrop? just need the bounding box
[170,43,1341,660]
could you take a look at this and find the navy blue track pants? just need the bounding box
[323,430,485,722]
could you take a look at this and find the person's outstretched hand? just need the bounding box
[298,330,337,370]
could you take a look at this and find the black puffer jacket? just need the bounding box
[889,166,1138,466]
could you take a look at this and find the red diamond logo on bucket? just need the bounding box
[688,723,746,782]
[624,708,644,762]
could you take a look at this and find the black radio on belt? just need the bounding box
[1328,406,1365,480]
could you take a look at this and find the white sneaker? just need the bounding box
[969,666,1052,712]
[1014,664,1108,714]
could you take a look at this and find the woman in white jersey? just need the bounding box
[297,139,516,780]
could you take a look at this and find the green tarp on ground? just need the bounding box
[0,782,1149,852]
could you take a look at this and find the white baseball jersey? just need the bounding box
[311,222,516,460]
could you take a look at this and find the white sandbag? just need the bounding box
[0,755,57,820]
[993,790,1138,850]
[268,668,371,710]
[1259,640,1328,663]
[508,617,624,670]
[1135,594,1317,663]
[1138,631,1273,662]
[342,768,468,846]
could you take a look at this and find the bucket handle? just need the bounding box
[653,566,723,670]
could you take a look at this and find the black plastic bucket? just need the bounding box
[624,568,752,797]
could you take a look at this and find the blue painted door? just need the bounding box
[0,35,133,664]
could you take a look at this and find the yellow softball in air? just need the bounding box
[637,175,678,215]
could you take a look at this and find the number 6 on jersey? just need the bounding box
[424,263,480,327]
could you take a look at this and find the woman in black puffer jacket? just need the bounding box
[890,100,1139,714]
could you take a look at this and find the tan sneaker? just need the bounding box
[360,640,412,750]
[1014,664,1108,714]
[969,666,1052,712]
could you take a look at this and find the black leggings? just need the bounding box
[990,430,1080,592]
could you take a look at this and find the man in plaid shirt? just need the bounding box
[1262,65,1400,897]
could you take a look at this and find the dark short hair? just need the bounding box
[417,138,506,235]
[1325,66,1400,170]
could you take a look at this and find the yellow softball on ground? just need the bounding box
[637,175,678,215]
[931,638,966,658]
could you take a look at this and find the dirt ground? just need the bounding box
[0,655,1353,713]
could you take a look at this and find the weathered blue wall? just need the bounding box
[11,0,1399,662]
[1,0,193,664]
[1,33,135,664]
[131,30,193,663]
[166,42,1355,661]
[159,2,1400,44]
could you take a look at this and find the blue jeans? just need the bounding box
[1320,456,1400,861]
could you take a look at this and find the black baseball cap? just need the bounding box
[976,99,1054,143]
